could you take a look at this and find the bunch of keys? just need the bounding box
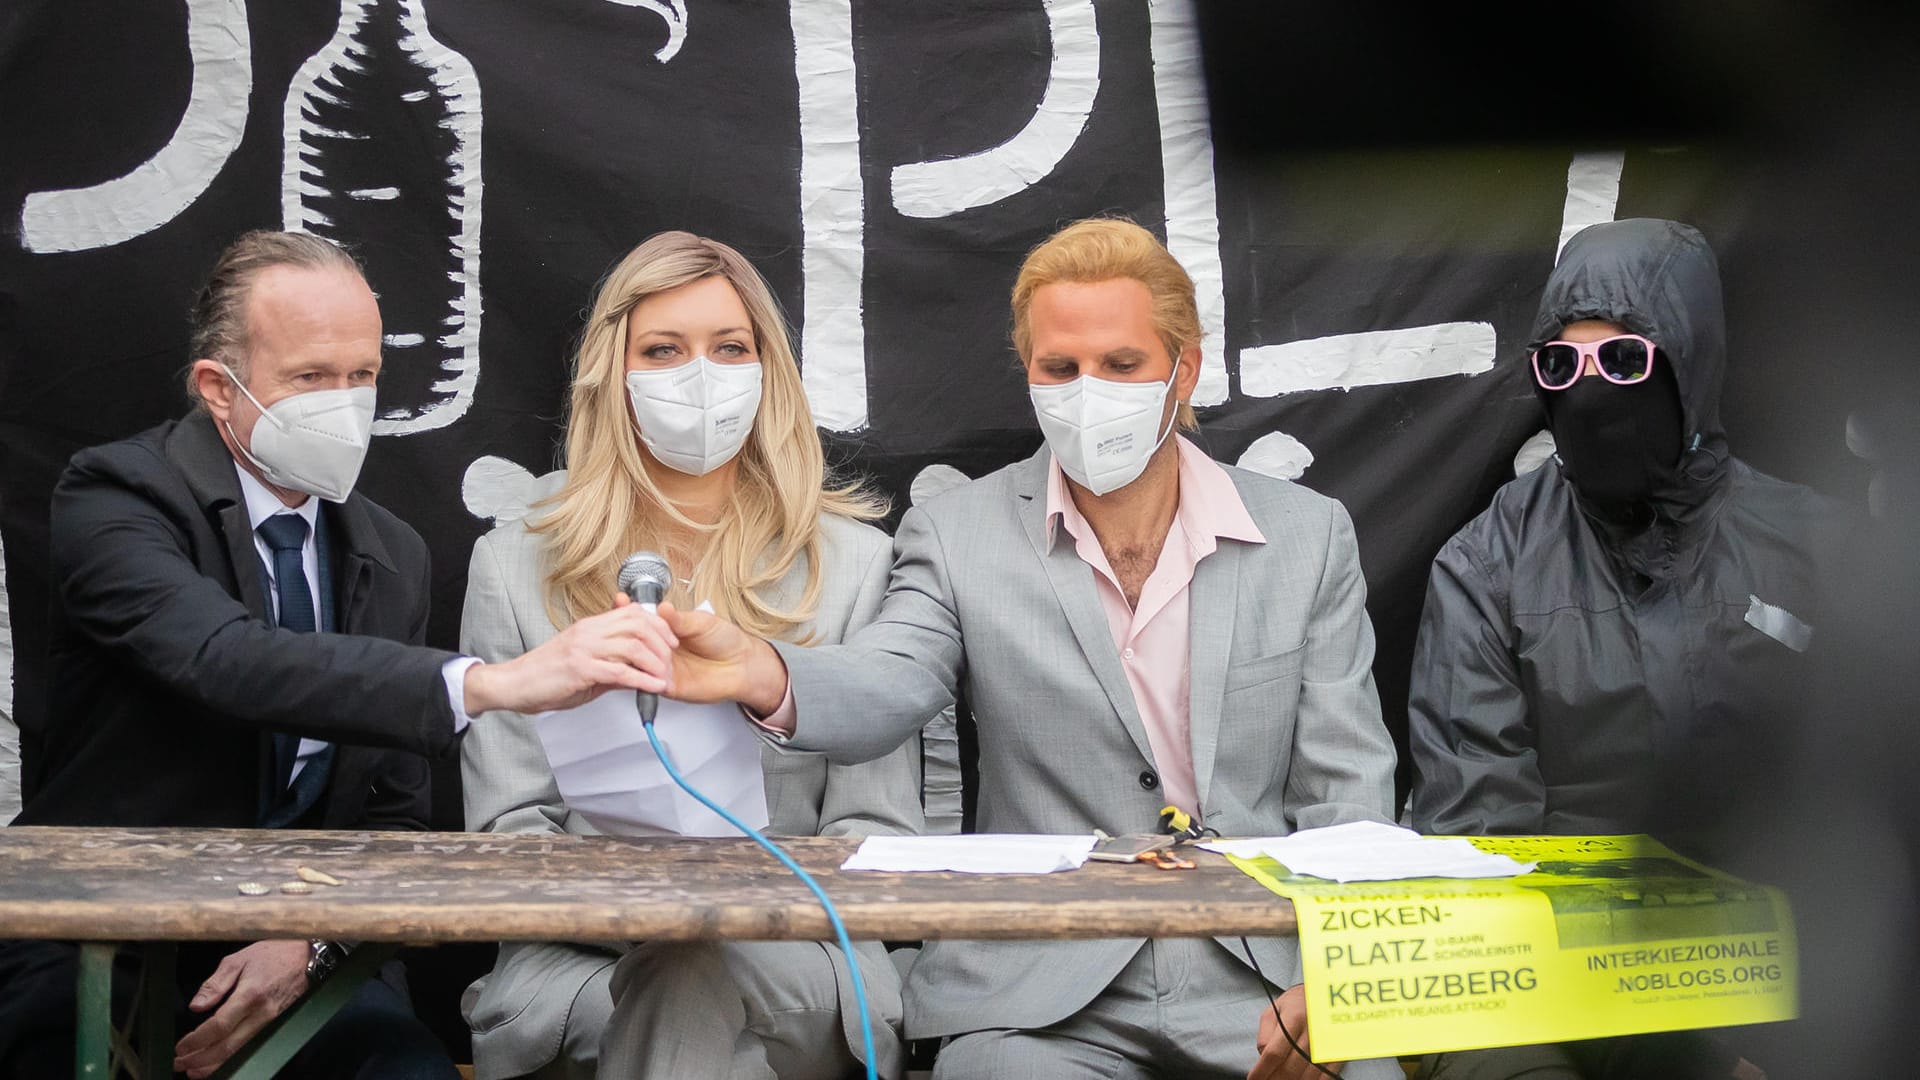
[1091,805,1221,871]
[1136,847,1196,871]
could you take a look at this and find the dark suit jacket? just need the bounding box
[16,411,461,830]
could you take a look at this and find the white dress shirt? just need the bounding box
[234,464,474,792]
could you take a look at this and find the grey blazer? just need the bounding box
[459,472,923,1078]
[774,447,1396,1038]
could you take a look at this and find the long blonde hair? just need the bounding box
[532,232,885,641]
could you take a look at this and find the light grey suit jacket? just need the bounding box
[459,472,923,1078]
[774,446,1396,1038]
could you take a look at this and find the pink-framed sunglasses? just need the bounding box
[1531,333,1659,391]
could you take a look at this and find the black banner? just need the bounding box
[0,1,1868,811]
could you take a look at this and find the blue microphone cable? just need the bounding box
[641,720,880,1080]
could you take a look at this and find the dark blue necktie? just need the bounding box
[257,514,315,633]
[256,514,331,826]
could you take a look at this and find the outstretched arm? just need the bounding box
[649,505,963,766]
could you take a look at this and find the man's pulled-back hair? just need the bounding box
[1010,217,1201,429]
[186,230,364,404]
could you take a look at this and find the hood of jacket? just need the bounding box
[1530,218,1734,574]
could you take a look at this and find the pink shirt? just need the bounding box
[1044,435,1265,819]
[753,437,1265,820]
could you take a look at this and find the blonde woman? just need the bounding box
[459,232,920,1080]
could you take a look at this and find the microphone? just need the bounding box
[616,551,674,724]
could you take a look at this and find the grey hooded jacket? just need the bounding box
[1408,219,1838,846]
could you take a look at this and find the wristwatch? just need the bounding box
[305,939,346,988]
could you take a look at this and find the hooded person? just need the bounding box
[1405,219,1837,1079]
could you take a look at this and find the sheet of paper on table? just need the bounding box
[536,688,769,838]
[1200,819,1535,882]
[842,834,1098,874]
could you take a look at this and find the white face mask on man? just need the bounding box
[625,357,765,476]
[1028,356,1180,496]
[222,367,376,503]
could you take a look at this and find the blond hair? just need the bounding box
[1011,217,1200,429]
[532,232,885,641]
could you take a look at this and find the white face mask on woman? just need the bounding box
[1027,356,1180,496]
[223,368,376,502]
[625,357,765,476]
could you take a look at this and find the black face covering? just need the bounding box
[1545,359,1685,514]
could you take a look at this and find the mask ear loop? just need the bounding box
[220,365,288,478]
[618,311,713,534]
[1145,354,1184,460]
[613,312,645,433]
[221,365,279,426]
[618,312,685,470]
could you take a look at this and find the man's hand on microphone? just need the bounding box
[463,593,677,715]
[651,601,789,715]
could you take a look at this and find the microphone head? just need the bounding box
[617,551,674,602]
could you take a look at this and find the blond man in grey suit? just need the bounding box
[639,219,1401,1080]
[458,233,921,1080]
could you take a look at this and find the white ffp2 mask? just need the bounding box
[1028,358,1180,496]
[223,369,376,503]
[625,357,764,476]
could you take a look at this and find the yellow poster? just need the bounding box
[1229,835,1796,1062]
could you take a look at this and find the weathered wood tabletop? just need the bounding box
[0,827,1298,944]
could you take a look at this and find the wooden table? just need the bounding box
[0,827,1297,1077]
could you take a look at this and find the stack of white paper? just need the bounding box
[841,834,1098,874]
[1201,820,1535,882]
[536,689,769,838]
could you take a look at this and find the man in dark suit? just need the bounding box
[1,231,673,1079]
